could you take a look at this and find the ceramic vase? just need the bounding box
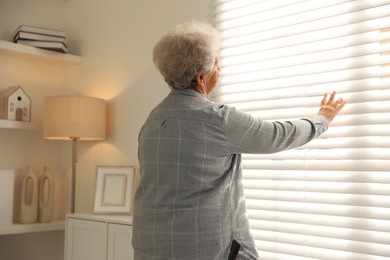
[20,166,38,224]
[38,166,54,223]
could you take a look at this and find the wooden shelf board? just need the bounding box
[0,221,65,235]
[0,40,82,66]
[0,119,41,131]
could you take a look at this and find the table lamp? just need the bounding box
[43,96,106,213]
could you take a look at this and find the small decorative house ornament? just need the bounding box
[0,86,31,122]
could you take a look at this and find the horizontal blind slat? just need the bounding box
[245,199,390,220]
[249,219,390,245]
[217,0,329,23]
[256,240,390,260]
[302,136,390,149]
[242,169,390,183]
[243,180,390,195]
[259,250,315,260]
[242,159,390,171]
[242,148,390,160]
[221,55,390,85]
[213,78,389,101]
[224,90,390,112]
[243,189,390,208]
[252,232,390,259]
[222,44,390,77]
[219,67,390,94]
[247,209,390,233]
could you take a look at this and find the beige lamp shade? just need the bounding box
[43,96,106,140]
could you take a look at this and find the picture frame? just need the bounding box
[93,165,135,214]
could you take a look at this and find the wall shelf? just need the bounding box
[0,221,65,236]
[0,40,82,66]
[0,119,41,131]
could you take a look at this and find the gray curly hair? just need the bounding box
[153,21,221,90]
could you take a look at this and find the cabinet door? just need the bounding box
[107,223,134,260]
[65,218,107,260]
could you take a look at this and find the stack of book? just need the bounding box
[13,25,68,53]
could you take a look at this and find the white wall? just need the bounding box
[0,0,213,259]
[64,0,214,213]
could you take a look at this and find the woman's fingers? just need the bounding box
[327,91,336,105]
[335,97,346,110]
[321,93,328,105]
[318,91,345,123]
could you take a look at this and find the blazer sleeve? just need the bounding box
[221,105,329,154]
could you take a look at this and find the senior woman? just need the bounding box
[132,21,345,260]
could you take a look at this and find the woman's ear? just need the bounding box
[197,73,204,86]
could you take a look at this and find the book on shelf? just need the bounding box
[15,40,68,53]
[14,31,65,43]
[15,25,66,38]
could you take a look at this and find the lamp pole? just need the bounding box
[71,137,79,213]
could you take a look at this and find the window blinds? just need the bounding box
[213,0,390,259]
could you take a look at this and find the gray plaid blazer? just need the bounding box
[132,89,328,260]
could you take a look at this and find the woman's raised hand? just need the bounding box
[318,91,346,124]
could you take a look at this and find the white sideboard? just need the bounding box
[65,214,133,260]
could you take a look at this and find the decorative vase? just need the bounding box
[38,166,54,223]
[20,166,38,224]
